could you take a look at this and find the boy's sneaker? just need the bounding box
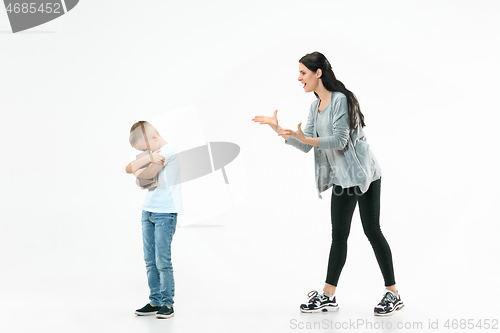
[156,306,174,319]
[135,303,161,316]
[374,290,404,316]
[300,290,339,313]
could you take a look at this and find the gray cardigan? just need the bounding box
[285,91,382,199]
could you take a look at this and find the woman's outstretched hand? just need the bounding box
[252,110,291,138]
[252,110,279,128]
[280,123,306,142]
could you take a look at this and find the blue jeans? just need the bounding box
[141,211,177,307]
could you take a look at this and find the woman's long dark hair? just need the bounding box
[299,51,365,130]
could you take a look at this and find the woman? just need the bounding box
[252,51,404,316]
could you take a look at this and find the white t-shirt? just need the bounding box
[141,143,183,213]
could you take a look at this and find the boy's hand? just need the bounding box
[151,150,165,165]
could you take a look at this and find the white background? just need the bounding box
[1,1,499,332]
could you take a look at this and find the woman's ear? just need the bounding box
[316,68,322,79]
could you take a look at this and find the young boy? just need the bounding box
[125,120,183,319]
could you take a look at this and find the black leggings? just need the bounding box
[326,177,396,287]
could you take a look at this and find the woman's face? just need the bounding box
[298,62,321,93]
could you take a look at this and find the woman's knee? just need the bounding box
[331,227,350,241]
[363,227,383,241]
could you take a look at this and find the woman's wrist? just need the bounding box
[269,123,279,132]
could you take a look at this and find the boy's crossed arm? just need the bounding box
[125,150,165,179]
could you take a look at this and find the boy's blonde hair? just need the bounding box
[129,121,160,147]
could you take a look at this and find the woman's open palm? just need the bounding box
[280,123,305,142]
[252,110,279,128]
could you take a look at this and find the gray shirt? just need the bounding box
[285,91,382,199]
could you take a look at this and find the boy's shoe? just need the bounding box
[300,290,339,313]
[156,306,174,319]
[374,290,404,316]
[135,303,161,316]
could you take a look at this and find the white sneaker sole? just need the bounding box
[135,311,158,316]
[374,303,405,316]
[156,313,174,319]
[300,306,339,313]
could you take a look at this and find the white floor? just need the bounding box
[1,186,499,333]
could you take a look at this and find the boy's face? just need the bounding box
[133,135,161,152]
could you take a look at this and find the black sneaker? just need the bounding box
[374,290,404,316]
[135,303,161,316]
[300,290,339,313]
[156,306,174,319]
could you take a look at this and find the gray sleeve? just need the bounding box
[318,96,350,150]
[284,103,315,153]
